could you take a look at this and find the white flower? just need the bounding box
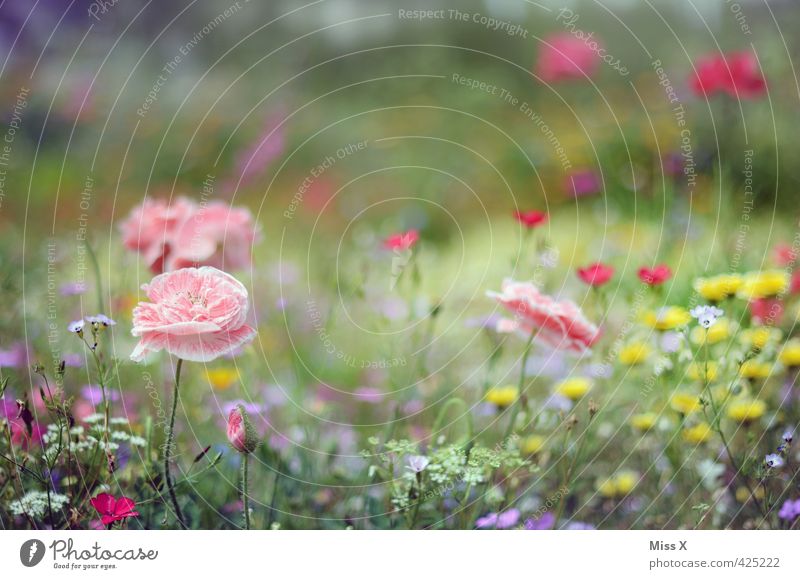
[690,305,724,328]
[765,453,785,468]
[406,454,430,473]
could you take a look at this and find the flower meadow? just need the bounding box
[2,1,800,533]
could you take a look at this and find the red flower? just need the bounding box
[689,51,766,99]
[383,229,419,251]
[749,298,784,326]
[513,210,548,229]
[638,264,672,286]
[90,493,139,526]
[577,262,615,287]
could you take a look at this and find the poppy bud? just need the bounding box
[227,405,258,454]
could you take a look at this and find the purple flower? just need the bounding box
[782,428,794,444]
[68,320,85,334]
[565,169,601,198]
[62,354,83,367]
[354,386,383,404]
[476,511,519,529]
[497,509,520,529]
[565,521,595,530]
[524,511,555,530]
[0,342,28,368]
[59,282,86,296]
[406,455,430,473]
[81,385,120,404]
[778,499,800,522]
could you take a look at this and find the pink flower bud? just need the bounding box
[227,405,258,454]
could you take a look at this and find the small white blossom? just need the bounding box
[690,305,724,328]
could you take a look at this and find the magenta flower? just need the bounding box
[90,493,139,526]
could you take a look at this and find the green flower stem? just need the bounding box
[164,358,187,528]
[242,453,251,530]
[503,331,536,441]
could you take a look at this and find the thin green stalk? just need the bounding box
[503,331,536,441]
[164,359,187,528]
[241,454,251,529]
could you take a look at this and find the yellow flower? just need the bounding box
[735,485,765,503]
[485,385,518,408]
[555,377,593,401]
[738,360,772,380]
[694,274,743,302]
[521,435,545,455]
[598,471,638,499]
[737,270,789,300]
[205,367,240,391]
[779,339,800,367]
[688,361,718,383]
[726,399,767,423]
[619,342,652,366]
[670,392,702,415]
[642,307,691,331]
[630,413,658,432]
[739,327,782,351]
[682,422,713,444]
[690,319,731,345]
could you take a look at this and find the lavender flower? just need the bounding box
[778,499,800,522]
[524,512,555,530]
[86,314,116,327]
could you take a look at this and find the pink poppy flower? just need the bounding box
[383,229,419,251]
[513,210,548,229]
[90,493,139,526]
[638,264,672,286]
[130,267,257,363]
[167,202,260,271]
[577,262,615,287]
[535,34,600,83]
[689,51,766,99]
[487,279,600,354]
[227,405,259,454]
[119,197,195,273]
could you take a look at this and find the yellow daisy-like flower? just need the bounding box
[779,339,800,368]
[682,422,713,444]
[694,274,743,302]
[618,342,652,366]
[485,385,518,408]
[738,360,772,380]
[690,319,731,345]
[737,270,789,300]
[739,327,782,351]
[726,398,767,423]
[687,361,718,383]
[205,367,240,391]
[670,392,702,415]
[598,471,638,499]
[642,307,691,331]
[630,413,658,432]
[521,435,545,455]
[555,377,593,401]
